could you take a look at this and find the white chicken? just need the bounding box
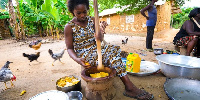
[0,61,16,90]
[48,49,66,66]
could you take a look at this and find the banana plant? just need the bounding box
[41,0,61,40]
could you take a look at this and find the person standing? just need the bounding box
[140,0,158,51]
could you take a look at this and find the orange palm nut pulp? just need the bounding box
[85,62,90,66]
[90,72,109,78]
[57,76,80,87]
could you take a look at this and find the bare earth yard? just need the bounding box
[0,29,179,100]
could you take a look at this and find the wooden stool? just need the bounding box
[174,46,193,56]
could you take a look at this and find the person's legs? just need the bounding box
[120,75,153,100]
[196,38,200,57]
[146,26,155,49]
[186,37,198,56]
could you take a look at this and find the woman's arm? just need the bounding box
[64,24,88,67]
[184,20,200,36]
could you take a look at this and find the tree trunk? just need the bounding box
[38,23,42,37]
[56,27,59,40]
[50,25,54,40]
[8,0,19,40]
[15,0,25,40]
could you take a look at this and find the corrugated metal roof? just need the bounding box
[99,8,122,17]
[99,0,166,16]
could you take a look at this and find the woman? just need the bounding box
[173,8,200,56]
[140,0,158,51]
[64,0,153,99]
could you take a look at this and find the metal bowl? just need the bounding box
[56,75,81,93]
[164,78,200,100]
[67,91,83,100]
[154,48,163,55]
[156,54,200,80]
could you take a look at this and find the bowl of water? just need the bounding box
[67,91,83,100]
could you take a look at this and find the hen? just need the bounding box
[0,61,16,90]
[23,52,40,63]
[48,49,66,66]
[29,40,42,50]
[122,37,128,45]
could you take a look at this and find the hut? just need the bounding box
[99,1,181,36]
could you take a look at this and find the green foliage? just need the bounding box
[0,11,9,19]
[0,0,8,9]
[97,0,190,15]
[172,7,193,29]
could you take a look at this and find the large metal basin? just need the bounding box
[164,78,200,100]
[156,54,200,80]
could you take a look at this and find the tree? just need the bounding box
[98,0,191,15]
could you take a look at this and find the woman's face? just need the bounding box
[73,4,88,22]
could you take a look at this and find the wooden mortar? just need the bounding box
[81,67,116,100]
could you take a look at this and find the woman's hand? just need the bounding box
[95,21,108,41]
[100,21,108,34]
[75,58,91,68]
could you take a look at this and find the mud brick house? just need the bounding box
[99,1,181,35]
[0,18,11,38]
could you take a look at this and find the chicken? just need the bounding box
[23,52,40,64]
[29,40,42,48]
[31,42,42,50]
[122,37,128,45]
[0,61,16,90]
[48,49,66,66]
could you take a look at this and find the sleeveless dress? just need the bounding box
[173,19,200,46]
[68,16,127,77]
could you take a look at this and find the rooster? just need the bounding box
[48,49,66,66]
[122,37,128,45]
[23,52,40,64]
[0,61,16,90]
[29,40,42,50]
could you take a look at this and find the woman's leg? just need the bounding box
[120,75,153,99]
[186,38,198,56]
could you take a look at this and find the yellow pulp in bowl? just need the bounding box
[90,72,109,78]
[57,76,80,87]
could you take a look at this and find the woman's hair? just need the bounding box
[188,8,200,18]
[67,0,89,16]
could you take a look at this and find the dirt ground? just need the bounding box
[0,29,179,100]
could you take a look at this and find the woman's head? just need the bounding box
[67,0,89,21]
[188,8,200,18]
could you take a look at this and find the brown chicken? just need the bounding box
[31,42,42,50]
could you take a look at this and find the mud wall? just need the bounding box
[100,2,172,35]
[0,19,11,38]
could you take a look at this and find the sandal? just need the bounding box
[123,90,154,100]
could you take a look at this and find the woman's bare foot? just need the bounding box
[124,88,153,100]
[120,75,153,100]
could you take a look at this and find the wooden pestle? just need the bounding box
[93,0,104,71]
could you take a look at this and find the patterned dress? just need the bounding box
[68,16,127,77]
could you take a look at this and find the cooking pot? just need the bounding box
[164,78,200,100]
[154,48,163,55]
[156,54,200,80]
